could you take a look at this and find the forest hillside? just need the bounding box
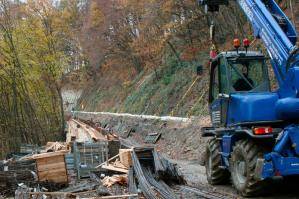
[0,0,295,156]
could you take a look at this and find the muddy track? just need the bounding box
[174,185,236,199]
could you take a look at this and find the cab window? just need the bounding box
[228,58,270,92]
[219,57,229,94]
[212,64,219,101]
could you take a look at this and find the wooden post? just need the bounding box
[106,141,109,166]
[73,141,81,179]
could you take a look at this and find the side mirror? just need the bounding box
[197,65,203,76]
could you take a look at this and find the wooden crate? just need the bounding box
[35,153,68,184]
[119,149,132,168]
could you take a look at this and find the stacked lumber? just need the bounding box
[67,119,107,143]
[83,119,119,141]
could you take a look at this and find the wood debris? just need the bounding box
[102,175,128,187]
[42,142,68,153]
[97,149,133,174]
[101,164,128,174]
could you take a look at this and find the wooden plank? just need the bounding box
[28,190,97,196]
[80,194,138,199]
[39,175,67,183]
[29,191,74,196]
[95,154,119,168]
[77,145,107,149]
[37,157,64,164]
[77,142,107,147]
[49,176,67,183]
[36,156,64,165]
[39,172,68,183]
[113,161,127,169]
[23,151,69,160]
[38,169,67,178]
[37,162,66,172]
[37,155,64,164]
[71,119,106,141]
[101,164,128,174]
[39,172,67,180]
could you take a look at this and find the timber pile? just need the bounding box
[67,119,110,143]
[83,119,119,141]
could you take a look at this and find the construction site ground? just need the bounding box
[75,111,299,199]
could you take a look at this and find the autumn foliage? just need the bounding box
[0,0,250,156]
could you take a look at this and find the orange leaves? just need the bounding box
[161,0,175,14]
[90,1,104,27]
[80,0,211,76]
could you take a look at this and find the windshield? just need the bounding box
[227,58,269,92]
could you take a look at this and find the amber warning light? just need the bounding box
[233,38,240,49]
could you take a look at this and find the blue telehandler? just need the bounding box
[199,0,299,196]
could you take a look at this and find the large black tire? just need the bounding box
[230,139,269,197]
[205,138,230,185]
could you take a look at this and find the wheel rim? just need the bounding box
[235,155,247,184]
